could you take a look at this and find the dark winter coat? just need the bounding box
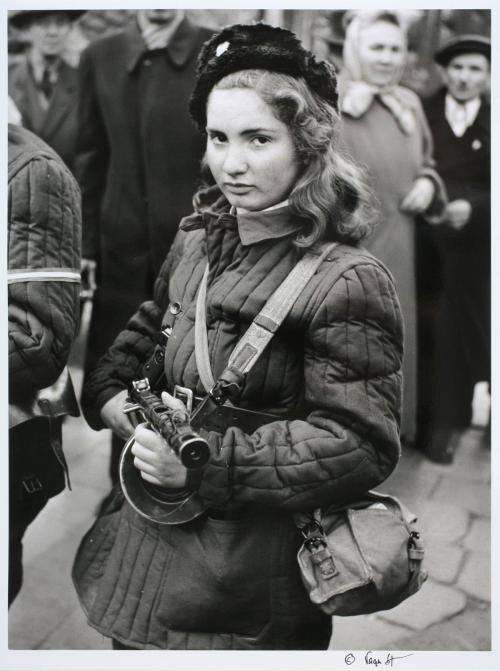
[9,59,79,173]
[75,18,213,370]
[419,89,490,430]
[74,199,403,649]
[8,124,81,409]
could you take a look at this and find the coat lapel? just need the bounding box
[9,60,46,134]
[41,62,77,140]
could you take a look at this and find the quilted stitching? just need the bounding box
[83,207,403,512]
[8,127,81,400]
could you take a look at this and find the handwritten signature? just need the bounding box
[344,651,414,667]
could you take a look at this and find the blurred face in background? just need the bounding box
[357,20,405,87]
[28,12,71,59]
[443,53,490,102]
[206,87,301,212]
[143,9,183,25]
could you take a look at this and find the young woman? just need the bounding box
[74,23,403,651]
[339,11,446,445]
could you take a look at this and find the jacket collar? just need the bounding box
[180,195,306,246]
[236,206,305,246]
[436,86,490,134]
[126,17,200,72]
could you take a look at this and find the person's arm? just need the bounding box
[81,230,187,429]
[401,96,447,221]
[8,154,81,399]
[74,45,109,263]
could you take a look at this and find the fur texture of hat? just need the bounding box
[189,22,339,131]
[435,34,491,66]
[9,10,86,30]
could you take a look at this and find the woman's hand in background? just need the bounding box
[400,176,435,214]
[100,389,135,440]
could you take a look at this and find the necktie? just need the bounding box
[40,67,53,100]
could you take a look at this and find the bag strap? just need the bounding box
[195,241,338,394]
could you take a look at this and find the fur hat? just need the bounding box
[9,10,86,30]
[189,22,339,131]
[435,34,491,66]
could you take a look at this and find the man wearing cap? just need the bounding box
[75,10,213,481]
[8,10,84,172]
[419,35,490,462]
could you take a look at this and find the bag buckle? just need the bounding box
[22,475,43,495]
[301,519,338,580]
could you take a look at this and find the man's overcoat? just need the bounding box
[75,18,213,369]
[8,59,79,172]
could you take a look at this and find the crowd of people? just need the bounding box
[7,8,490,650]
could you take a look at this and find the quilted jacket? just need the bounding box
[8,124,81,407]
[75,198,403,649]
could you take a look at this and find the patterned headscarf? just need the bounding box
[341,11,416,135]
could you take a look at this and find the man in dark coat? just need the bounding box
[8,10,85,172]
[418,35,490,463]
[75,10,213,478]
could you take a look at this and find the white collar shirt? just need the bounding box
[445,94,481,137]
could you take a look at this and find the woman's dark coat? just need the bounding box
[75,18,213,370]
[74,201,403,649]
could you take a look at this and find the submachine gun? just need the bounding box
[120,306,213,525]
[121,376,211,526]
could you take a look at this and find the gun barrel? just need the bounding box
[130,381,210,469]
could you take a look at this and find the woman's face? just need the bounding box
[357,21,405,87]
[206,88,301,212]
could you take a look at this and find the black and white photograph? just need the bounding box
[3,2,496,670]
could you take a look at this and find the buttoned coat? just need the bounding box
[75,18,213,371]
[8,58,79,172]
[339,88,446,443]
[419,89,490,431]
[74,199,403,650]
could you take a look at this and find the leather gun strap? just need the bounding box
[37,399,72,491]
[194,263,215,393]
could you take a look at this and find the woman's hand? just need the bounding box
[100,389,135,440]
[131,420,188,489]
[445,199,472,230]
[400,177,435,214]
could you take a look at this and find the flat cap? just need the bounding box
[435,34,491,66]
[189,22,338,132]
[9,10,86,30]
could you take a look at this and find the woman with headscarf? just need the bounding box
[339,11,446,444]
[72,23,403,650]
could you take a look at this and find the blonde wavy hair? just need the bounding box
[194,69,376,246]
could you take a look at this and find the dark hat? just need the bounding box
[189,22,339,131]
[9,10,86,30]
[435,34,491,66]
